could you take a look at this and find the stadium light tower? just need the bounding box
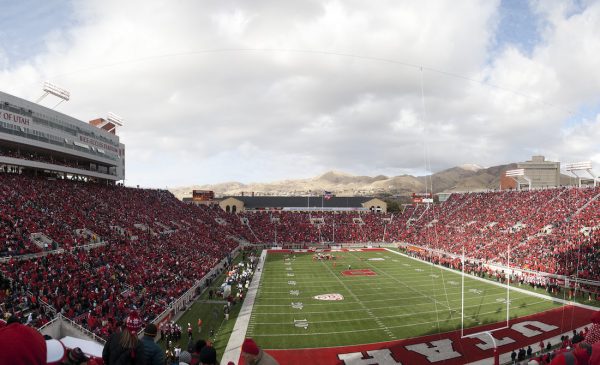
[565,161,598,187]
[505,169,531,191]
[107,112,124,127]
[36,81,71,109]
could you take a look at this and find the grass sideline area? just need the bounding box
[159,249,258,359]
[247,248,563,350]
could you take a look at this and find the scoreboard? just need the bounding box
[193,190,215,201]
[412,192,433,204]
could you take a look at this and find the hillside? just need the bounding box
[169,163,542,200]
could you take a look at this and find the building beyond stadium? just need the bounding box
[0,90,125,182]
[218,196,387,213]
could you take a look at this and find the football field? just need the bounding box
[246,248,562,349]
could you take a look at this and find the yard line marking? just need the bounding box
[247,299,550,325]
[346,250,455,314]
[249,303,539,337]
[256,284,512,298]
[318,259,394,338]
[261,278,533,295]
[253,288,543,307]
[251,300,547,323]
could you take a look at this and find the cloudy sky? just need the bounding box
[1,0,599,188]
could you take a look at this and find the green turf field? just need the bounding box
[246,249,563,349]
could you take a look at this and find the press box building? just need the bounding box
[0,90,125,183]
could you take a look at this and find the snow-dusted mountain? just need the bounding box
[169,163,528,199]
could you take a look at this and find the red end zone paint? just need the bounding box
[342,269,377,276]
[257,306,595,365]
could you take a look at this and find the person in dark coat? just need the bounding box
[141,323,165,365]
[102,311,145,365]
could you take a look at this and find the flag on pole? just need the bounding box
[323,191,333,200]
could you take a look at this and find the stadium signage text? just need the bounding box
[336,320,559,365]
[78,134,119,154]
[1,110,31,126]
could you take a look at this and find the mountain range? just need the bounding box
[169,163,572,200]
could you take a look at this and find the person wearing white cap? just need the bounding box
[0,321,66,365]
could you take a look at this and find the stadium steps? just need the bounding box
[241,219,262,243]
[569,190,600,221]
[74,228,102,245]
[29,232,58,250]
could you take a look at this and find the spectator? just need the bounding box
[241,338,279,365]
[102,312,145,365]
[550,342,592,365]
[0,321,68,365]
[190,339,206,365]
[178,351,192,365]
[63,347,91,365]
[198,346,218,365]
[141,323,164,365]
[587,311,600,345]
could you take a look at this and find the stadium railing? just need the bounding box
[38,313,107,345]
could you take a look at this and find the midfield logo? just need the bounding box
[313,293,344,301]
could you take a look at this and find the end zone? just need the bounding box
[263,305,596,365]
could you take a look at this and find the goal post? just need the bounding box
[460,244,512,365]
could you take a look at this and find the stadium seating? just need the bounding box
[0,172,242,338]
[2,168,600,340]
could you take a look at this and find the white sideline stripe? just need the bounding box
[221,250,267,365]
[384,248,600,311]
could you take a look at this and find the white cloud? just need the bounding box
[1,0,600,187]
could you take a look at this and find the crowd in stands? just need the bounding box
[3,166,600,357]
[507,311,600,364]
[0,171,243,340]
[235,186,600,284]
[395,187,600,282]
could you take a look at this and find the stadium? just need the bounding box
[2,2,600,365]
[1,87,600,365]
